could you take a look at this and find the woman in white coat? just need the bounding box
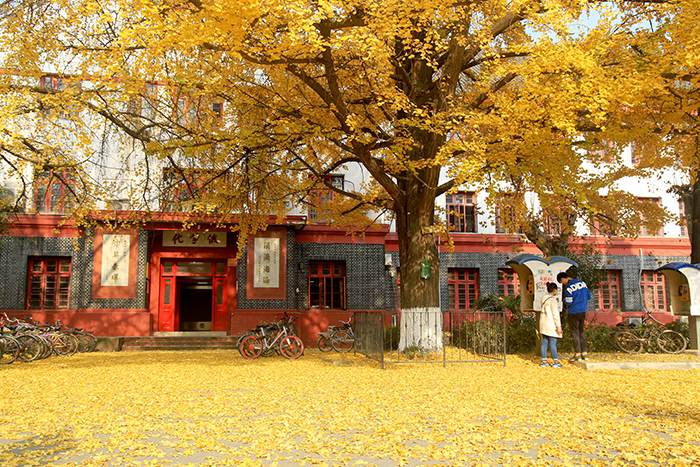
[540,282,563,368]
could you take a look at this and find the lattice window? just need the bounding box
[640,270,667,312]
[448,269,479,311]
[639,198,662,237]
[498,268,519,297]
[446,192,477,233]
[309,261,346,310]
[33,170,75,214]
[27,257,71,310]
[594,270,621,312]
[309,175,344,221]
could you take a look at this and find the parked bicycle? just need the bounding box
[238,313,304,359]
[613,311,687,354]
[1,313,96,362]
[317,315,355,353]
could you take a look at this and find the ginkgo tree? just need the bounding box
[0,0,683,350]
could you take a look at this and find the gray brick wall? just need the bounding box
[0,228,149,311]
[236,230,387,311]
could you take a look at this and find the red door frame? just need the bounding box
[148,231,238,334]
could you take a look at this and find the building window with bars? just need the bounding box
[448,269,479,311]
[446,192,477,233]
[33,170,76,214]
[27,257,71,310]
[309,261,346,310]
[594,270,621,312]
[498,268,519,297]
[640,270,667,312]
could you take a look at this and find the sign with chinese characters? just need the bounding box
[92,229,138,299]
[253,237,280,288]
[162,231,227,248]
[535,268,557,309]
[101,234,130,287]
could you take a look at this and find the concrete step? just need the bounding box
[121,335,240,351]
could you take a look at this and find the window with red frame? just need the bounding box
[498,268,519,297]
[448,269,479,311]
[309,261,346,309]
[446,192,477,233]
[679,199,688,237]
[638,197,662,236]
[590,140,614,164]
[33,170,75,214]
[161,169,218,212]
[640,270,667,312]
[174,93,223,126]
[589,201,617,236]
[128,83,158,124]
[41,75,79,118]
[27,257,71,309]
[594,270,621,312]
[494,194,523,234]
[309,175,343,221]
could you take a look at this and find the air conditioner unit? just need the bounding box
[107,199,129,211]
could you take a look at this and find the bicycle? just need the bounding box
[613,311,687,354]
[0,333,20,364]
[327,316,355,353]
[238,314,304,360]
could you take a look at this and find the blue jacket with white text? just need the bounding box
[563,278,592,314]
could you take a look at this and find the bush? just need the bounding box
[664,319,690,341]
[384,326,400,351]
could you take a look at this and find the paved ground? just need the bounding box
[1,350,699,466]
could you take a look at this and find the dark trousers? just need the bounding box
[568,312,588,354]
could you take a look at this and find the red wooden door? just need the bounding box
[160,276,176,331]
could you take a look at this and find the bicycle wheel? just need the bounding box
[330,330,355,353]
[83,333,98,352]
[239,335,262,359]
[615,330,644,354]
[317,334,332,352]
[280,335,304,359]
[657,330,687,354]
[0,337,19,364]
[52,333,78,356]
[261,341,277,358]
[15,334,43,362]
[74,333,92,352]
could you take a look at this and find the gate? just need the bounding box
[354,310,506,369]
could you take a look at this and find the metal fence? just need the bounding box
[354,310,506,369]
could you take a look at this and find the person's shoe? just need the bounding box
[552,362,563,368]
[581,353,589,361]
[540,361,550,367]
[569,355,582,362]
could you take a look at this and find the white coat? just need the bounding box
[540,294,563,338]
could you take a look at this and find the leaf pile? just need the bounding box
[0,351,699,466]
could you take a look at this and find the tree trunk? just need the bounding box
[690,175,700,264]
[395,171,442,352]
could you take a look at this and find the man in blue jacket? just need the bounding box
[557,272,592,362]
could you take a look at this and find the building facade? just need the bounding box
[0,209,690,343]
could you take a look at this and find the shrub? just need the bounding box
[384,326,400,351]
[664,319,690,341]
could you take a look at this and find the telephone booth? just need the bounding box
[505,254,578,313]
[655,262,700,351]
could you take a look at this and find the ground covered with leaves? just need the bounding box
[1,350,699,466]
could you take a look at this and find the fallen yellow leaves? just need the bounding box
[0,351,699,466]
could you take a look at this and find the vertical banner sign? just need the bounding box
[535,268,556,309]
[101,234,130,287]
[254,237,280,288]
